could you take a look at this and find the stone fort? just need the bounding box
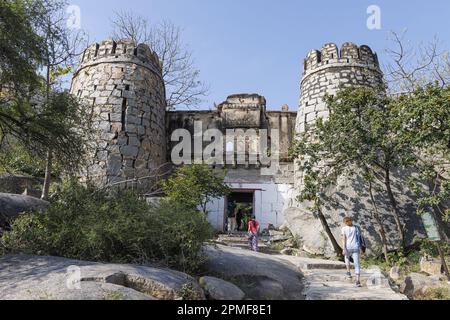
[71,39,426,257]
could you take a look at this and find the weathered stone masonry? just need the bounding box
[286,43,426,257]
[70,40,425,253]
[70,39,167,188]
[295,42,384,190]
[297,42,383,133]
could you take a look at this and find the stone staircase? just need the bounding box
[216,233,409,300]
[279,254,408,300]
[279,255,407,300]
[215,233,272,253]
[302,268,408,300]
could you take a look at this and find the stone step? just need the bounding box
[304,270,390,287]
[305,281,408,300]
[301,262,347,270]
[303,268,408,300]
[278,255,348,270]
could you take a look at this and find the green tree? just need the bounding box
[33,0,88,199]
[291,87,412,257]
[0,0,44,96]
[162,164,231,214]
[393,84,450,241]
[0,0,92,196]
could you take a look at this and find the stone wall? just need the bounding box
[166,94,297,163]
[287,43,426,257]
[71,39,167,188]
[218,94,266,128]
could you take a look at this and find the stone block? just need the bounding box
[120,145,139,158]
[420,257,443,276]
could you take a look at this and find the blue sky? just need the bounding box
[71,0,450,110]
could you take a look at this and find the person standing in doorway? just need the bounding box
[227,200,237,235]
[236,208,243,232]
[341,217,362,287]
[248,216,260,252]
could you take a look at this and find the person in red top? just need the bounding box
[248,216,260,252]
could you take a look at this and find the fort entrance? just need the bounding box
[225,191,254,233]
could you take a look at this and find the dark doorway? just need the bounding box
[225,191,254,232]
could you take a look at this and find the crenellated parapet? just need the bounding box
[74,39,163,80]
[297,42,384,134]
[303,42,381,78]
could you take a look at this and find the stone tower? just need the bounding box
[294,42,384,191]
[286,42,426,257]
[296,42,383,133]
[71,39,167,188]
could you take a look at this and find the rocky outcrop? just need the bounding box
[400,273,448,299]
[284,207,336,257]
[420,257,444,276]
[0,193,48,225]
[0,255,204,300]
[390,266,402,281]
[0,173,42,195]
[204,244,306,300]
[199,276,245,300]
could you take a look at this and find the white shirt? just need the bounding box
[341,226,359,250]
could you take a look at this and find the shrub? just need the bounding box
[0,180,214,272]
[162,164,230,214]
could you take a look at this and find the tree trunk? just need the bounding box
[431,204,450,243]
[384,167,406,251]
[436,241,450,281]
[316,201,343,258]
[368,180,390,264]
[430,174,450,242]
[41,149,52,200]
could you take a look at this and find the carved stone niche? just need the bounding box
[218,93,266,129]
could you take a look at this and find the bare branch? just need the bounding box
[384,30,450,94]
[110,12,209,110]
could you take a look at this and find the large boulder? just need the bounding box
[390,266,402,281]
[0,193,48,218]
[199,276,245,300]
[0,173,41,194]
[399,273,446,298]
[285,171,428,258]
[420,257,443,276]
[0,255,205,300]
[203,244,305,300]
[283,207,336,257]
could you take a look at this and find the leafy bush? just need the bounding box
[162,164,230,214]
[0,180,214,272]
